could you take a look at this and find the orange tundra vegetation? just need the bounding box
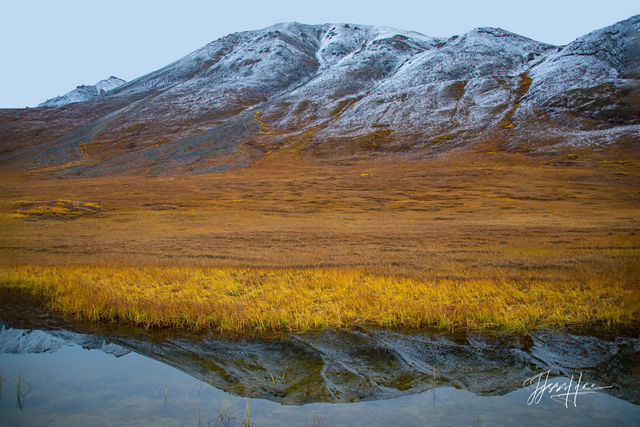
[0,148,639,333]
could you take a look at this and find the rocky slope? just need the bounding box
[0,16,638,175]
[38,76,126,107]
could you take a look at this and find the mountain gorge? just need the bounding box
[1,16,638,176]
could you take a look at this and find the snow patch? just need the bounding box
[39,76,126,107]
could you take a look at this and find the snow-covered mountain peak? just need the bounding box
[95,76,126,94]
[39,75,126,107]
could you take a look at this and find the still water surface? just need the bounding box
[0,324,638,427]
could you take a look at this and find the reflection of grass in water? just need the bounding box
[432,366,436,408]
[215,402,234,427]
[214,408,329,427]
[307,414,330,427]
[16,372,21,409]
[213,401,256,427]
[0,265,637,334]
[162,377,168,406]
[0,372,31,409]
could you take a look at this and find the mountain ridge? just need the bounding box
[38,76,126,107]
[1,16,638,176]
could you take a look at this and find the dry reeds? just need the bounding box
[0,264,637,333]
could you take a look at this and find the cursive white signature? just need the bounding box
[523,370,613,408]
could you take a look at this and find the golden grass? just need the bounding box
[12,200,102,219]
[1,149,638,334]
[0,264,637,333]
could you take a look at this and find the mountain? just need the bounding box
[38,76,126,107]
[1,16,638,176]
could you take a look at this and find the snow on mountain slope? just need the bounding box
[522,14,640,124]
[95,76,125,93]
[39,76,126,107]
[3,17,638,176]
[297,26,556,141]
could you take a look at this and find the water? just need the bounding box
[0,335,638,426]
[0,291,639,426]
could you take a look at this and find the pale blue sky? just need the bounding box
[1,0,637,108]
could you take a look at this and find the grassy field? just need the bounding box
[1,148,639,333]
[0,265,636,333]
